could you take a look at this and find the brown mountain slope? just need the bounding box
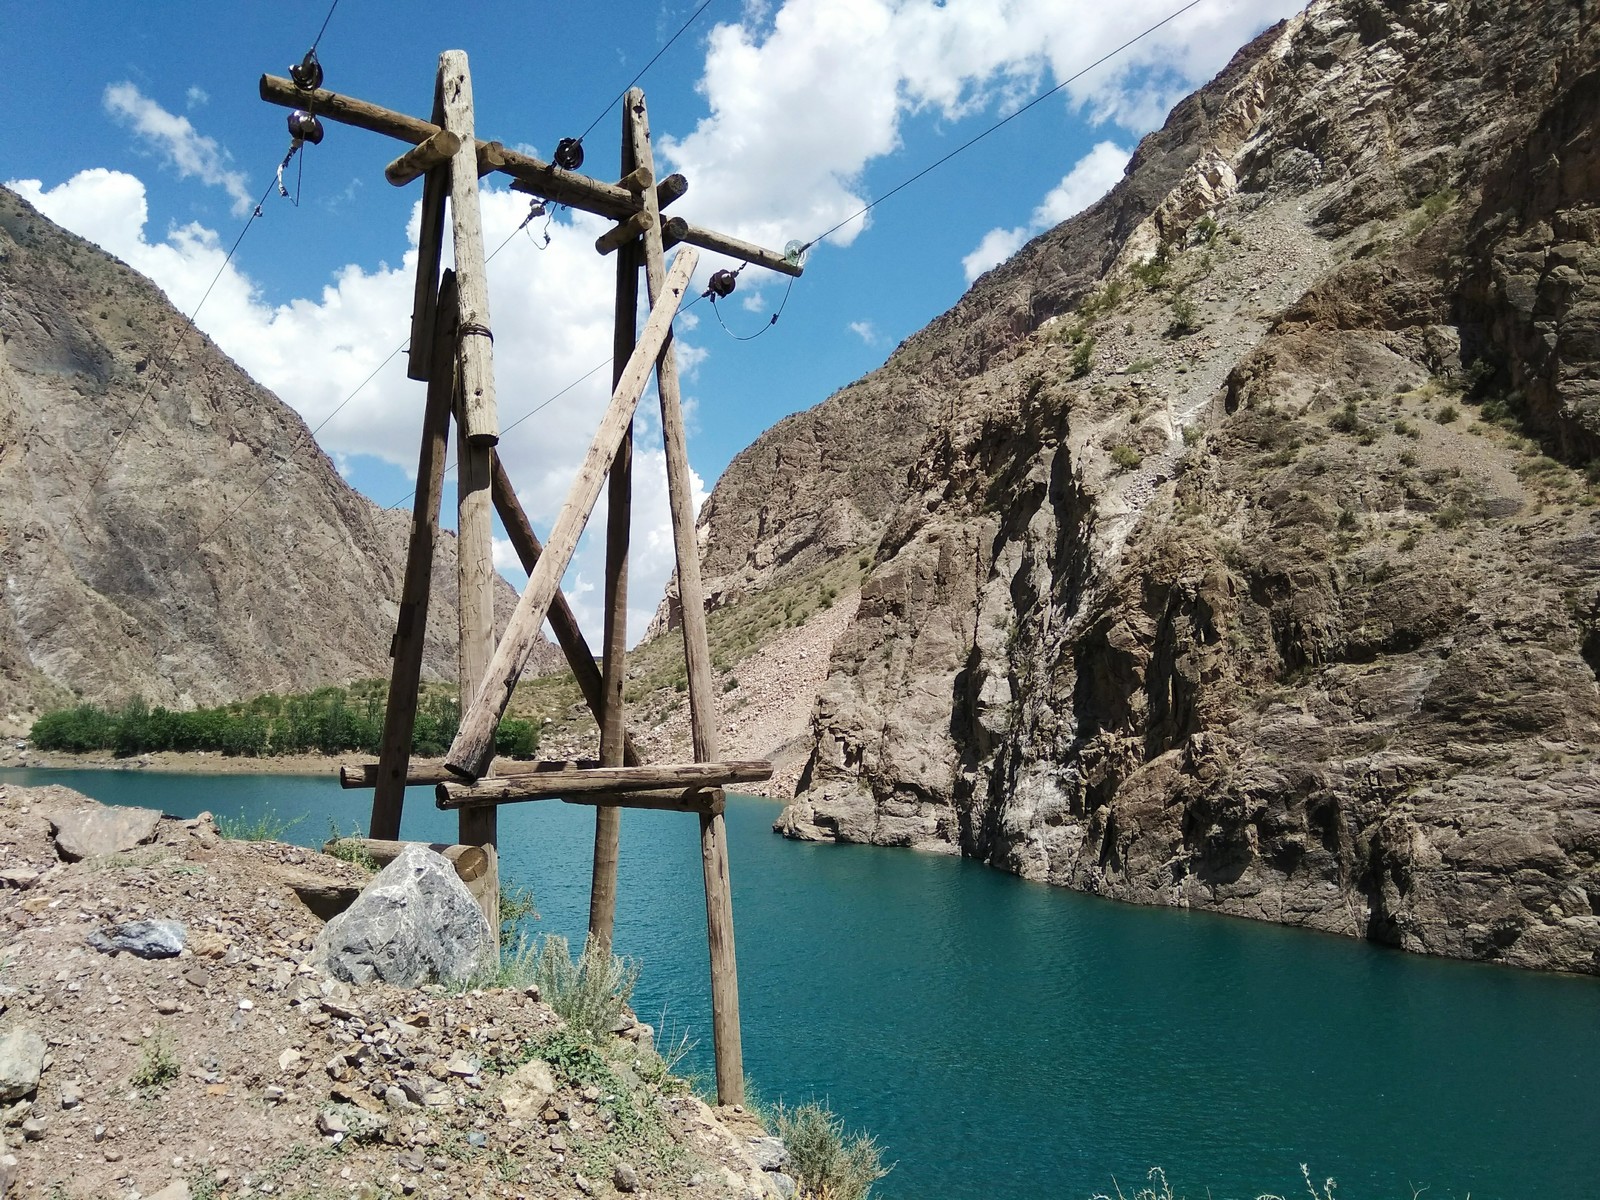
[0,186,543,722]
[677,0,1600,973]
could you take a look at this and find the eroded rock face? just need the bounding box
[719,0,1600,973]
[0,187,552,717]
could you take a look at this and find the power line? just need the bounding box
[310,0,342,53]
[797,0,1208,253]
[576,0,720,144]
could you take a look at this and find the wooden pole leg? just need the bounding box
[700,799,743,1106]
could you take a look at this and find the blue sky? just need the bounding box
[3,0,1299,641]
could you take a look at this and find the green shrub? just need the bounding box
[218,808,301,842]
[775,1101,891,1200]
[495,718,540,759]
[532,935,640,1041]
[1167,292,1200,336]
[1328,399,1363,434]
[1070,336,1095,379]
[131,1028,180,1093]
[1110,444,1142,471]
[1435,404,1459,424]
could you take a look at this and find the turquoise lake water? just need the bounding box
[3,765,1597,1199]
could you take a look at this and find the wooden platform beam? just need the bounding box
[342,758,602,790]
[436,761,771,808]
[443,247,699,780]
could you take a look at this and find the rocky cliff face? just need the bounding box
[0,186,534,721]
[697,0,1600,973]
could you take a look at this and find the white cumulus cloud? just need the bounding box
[103,83,253,215]
[963,139,1131,281]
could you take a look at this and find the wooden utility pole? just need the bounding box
[260,60,802,1105]
[438,52,499,885]
[445,249,698,778]
[589,98,644,959]
[370,271,458,839]
[624,87,745,1106]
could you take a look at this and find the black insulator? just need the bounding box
[290,48,324,91]
[288,110,325,145]
[554,137,585,171]
[707,269,738,299]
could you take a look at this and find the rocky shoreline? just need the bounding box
[0,783,795,1199]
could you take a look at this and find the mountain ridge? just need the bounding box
[670,0,1600,974]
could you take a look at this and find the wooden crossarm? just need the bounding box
[435,763,770,808]
[442,247,698,779]
[259,75,802,277]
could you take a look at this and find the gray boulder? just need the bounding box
[50,805,162,860]
[312,844,495,987]
[0,1028,45,1101]
[86,918,187,958]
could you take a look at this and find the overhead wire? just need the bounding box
[794,0,1208,255]
[574,0,720,145]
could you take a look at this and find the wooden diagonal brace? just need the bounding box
[488,454,644,768]
[443,247,700,780]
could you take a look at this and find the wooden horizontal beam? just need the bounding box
[435,761,771,808]
[386,129,461,186]
[259,76,802,277]
[563,787,726,816]
[596,211,654,256]
[340,758,600,789]
[262,75,640,218]
[662,221,803,278]
[515,171,686,214]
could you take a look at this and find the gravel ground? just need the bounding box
[0,784,788,1200]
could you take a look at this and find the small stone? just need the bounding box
[278,1048,301,1071]
[770,1172,798,1199]
[748,1136,789,1172]
[466,1130,487,1148]
[688,1173,705,1188]
[104,1148,123,1162]
[446,1057,477,1077]
[263,1085,286,1103]
[155,997,181,1015]
[580,1084,601,1103]
[317,1109,349,1137]
[93,1123,106,1143]
[60,1081,82,1110]
[183,967,212,990]
[574,1174,596,1196]
[0,1027,46,1101]
[0,869,40,890]
[384,1084,412,1110]
[20,1116,47,1140]
[145,1181,192,1200]
[237,998,254,1012]
[613,1162,640,1193]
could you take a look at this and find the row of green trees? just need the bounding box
[29,687,540,760]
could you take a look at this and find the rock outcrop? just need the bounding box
[0,185,550,722]
[689,0,1600,973]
